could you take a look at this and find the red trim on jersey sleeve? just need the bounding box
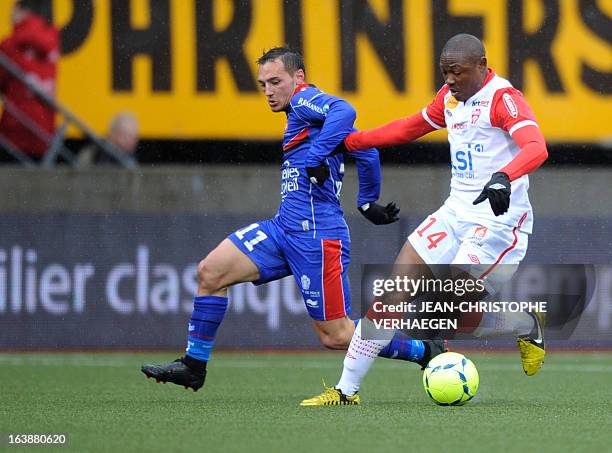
[322,239,347,320]
[498,125,548,181]
[344,113,436,151]
[490,87,537,132]
[423,84,449,129]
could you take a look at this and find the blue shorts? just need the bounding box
[229,219,351,321]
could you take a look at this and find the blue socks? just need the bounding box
[184,302,424,364]
[185,295,228,362]
[352,319,425,362]
[378,331,425,362]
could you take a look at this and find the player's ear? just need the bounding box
[294,68,305,84]
[479,56,487,70]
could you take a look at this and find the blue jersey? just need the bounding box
[277,83,381,235]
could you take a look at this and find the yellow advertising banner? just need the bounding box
[0,0,610,142]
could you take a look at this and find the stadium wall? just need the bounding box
[0,166,610,349]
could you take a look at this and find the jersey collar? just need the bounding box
[480,68,495,89]
[292,83,310,96]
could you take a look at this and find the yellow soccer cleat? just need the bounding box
[517,311,546,376]
[300,385,361,406]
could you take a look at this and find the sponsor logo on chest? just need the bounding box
[471,100,490,107]
[446,97,491,133]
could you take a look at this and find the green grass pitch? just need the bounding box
[1,351,611,452]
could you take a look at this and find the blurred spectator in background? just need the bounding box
[0,0,59,162]
[77,112,140,166]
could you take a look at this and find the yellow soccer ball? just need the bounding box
[423,352,479,406]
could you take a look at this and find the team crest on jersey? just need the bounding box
[471,108,482,124]
[445,96,459,109]
[301,275,311,291]
[502,93,518,118]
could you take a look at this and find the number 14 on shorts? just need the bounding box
[416,217,448,249]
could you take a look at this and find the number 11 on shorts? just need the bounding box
[235,223,268,252]
[416,217,448,249]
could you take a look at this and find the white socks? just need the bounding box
[336,318,395,396]
[335,313,535,396]
[472,311,535,338]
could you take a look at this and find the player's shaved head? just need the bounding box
[439,34,488,101]
[441,34,485,65]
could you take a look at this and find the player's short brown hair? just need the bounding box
[257,47,306,76]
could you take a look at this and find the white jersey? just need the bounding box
[421,70,538,233]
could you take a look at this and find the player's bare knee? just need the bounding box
[319,329,351,350]
[320,335,344,350]
[197,257,225,294]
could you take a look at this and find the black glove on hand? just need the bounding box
[473,172,511,216]
[358,202,400,225]
[306,164,330,186]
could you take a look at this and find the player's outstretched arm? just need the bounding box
[341,86,449,152]
[343,112,437,152]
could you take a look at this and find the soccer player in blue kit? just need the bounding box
[141,47,445,394]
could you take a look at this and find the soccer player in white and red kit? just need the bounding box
[301,33,548,406]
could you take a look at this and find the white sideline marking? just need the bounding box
[0,356,611,373]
